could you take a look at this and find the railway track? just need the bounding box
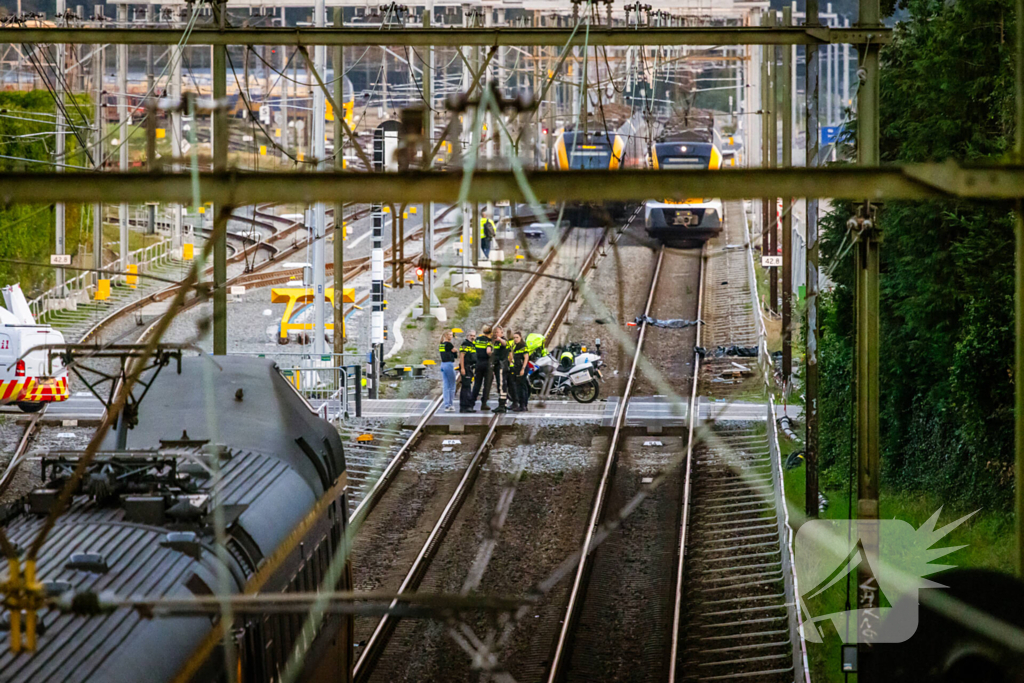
[544,243,703,683]
[350,219,626,682]
[671,201,799,682]
[0,408,45,499]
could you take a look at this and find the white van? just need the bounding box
[0,285,69,412]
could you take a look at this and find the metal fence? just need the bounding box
[231,352,363,421]
[28,237,175,321]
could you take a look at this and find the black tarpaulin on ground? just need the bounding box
[695,345,759,358]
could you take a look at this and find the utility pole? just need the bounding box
[55,0,66,297]
[311,0,328,355]
[856,0,882,670]
[334,8,345,358]
[171,7,184,256]
[420,5,439,322]
[768,10,778,314]
[805,0,821,518]
[843,18,851,121]
[117,3,128,282]
[92,7,104,283]
[212,0,228,355]
[760,12,769,262]
[280,9,289,165]
[460,10,472,291]
[1013,0,1024,578]
[781,6,793,383]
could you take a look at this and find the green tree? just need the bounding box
[818,0,1017,504]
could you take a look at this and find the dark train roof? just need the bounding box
[0,356,345,682]
[106,356,345,494]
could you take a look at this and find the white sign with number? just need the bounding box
[50,254,72,266]
[761,255,783,268]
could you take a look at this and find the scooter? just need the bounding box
[527,340,604,403]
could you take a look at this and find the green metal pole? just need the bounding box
[1015,0,1024,576]
[212,1,228,356]
[761,13,770,263]
[768,10,779,314]
[334,8,345,357]
[857,0,882,666]
[805,0,821,518]
[781,6,793,383]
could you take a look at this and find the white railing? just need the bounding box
[744,200,812,683]
[28,237,174,322]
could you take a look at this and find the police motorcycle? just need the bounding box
[527,340,604,403]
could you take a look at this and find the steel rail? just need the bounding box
[494,226,573,328]
[4,164,1020,205]
[0,409,45,498]
[351,222,592,681]
[351,414,503,682]
[542,209,640,342]
[0,26,891,47]
[667,243,708,683]
[545,244,665,683]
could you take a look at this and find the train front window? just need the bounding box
[567,145,613,169]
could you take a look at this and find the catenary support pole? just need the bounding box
[422,6,437,320]
[117,4,128,283]
[312,0,327,354]
[856,0,882,668]
[781,6,793,383]
[55,0,66,297]
[212,1,228,355]
[1014,0,1024,576]
[334,8,345,358]
[92,8,104,283]
[768,10,778,314]
[760,12,770,263]
[171,8,184,256]
[805,0,821,518]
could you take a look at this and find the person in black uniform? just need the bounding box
[459,330,477,413]
[510,331,530,412]
[471,324,493,409]
[491,325,510,413]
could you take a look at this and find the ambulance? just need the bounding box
[0,284,69,412]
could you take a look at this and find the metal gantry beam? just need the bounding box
[1,166,1023,205]
[0,26,891,47]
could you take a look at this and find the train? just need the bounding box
[550,112,653,227]
[0,355,351,682]
[644,139,726,246]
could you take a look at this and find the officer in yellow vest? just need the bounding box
[480,209,496,260]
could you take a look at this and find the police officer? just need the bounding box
[471,324,494,410]
[510,331,530,412]
[458,330,477,413]
[490,325,510,413]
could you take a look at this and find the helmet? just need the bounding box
[559,350,574,370]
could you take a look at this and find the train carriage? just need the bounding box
[0,356,351,682]
[645,140,725,246]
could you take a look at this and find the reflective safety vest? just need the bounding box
[473,335,492,364]
[480,218,495,239]
[526,333,547,357]
[491,339,510,366]
[512,342,529,371]
[459,339,476,375]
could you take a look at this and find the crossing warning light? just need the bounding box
[416,267,424,282]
